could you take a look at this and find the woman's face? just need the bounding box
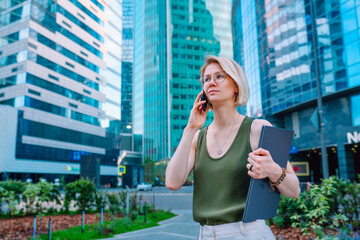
[202,62,238,106]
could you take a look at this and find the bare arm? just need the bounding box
[165,91,209,191]
[165,127,199,190]
[247,119,301,199]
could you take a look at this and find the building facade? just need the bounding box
[134,0,233,163]
[0,0,122,184]
[120,0,134,134]
[233,0,360,181]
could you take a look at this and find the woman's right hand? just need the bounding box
[187,91,209,130]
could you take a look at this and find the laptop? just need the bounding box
[242,125,294,223]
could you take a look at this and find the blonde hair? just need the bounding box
[200,55,249,107]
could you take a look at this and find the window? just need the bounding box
[48,74,59,81]
[292,112,300,138]
[351,94,360,126]
[28,89,41,96]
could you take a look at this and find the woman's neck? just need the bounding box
[212,103,241,129]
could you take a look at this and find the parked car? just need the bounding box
[136,182,152,191]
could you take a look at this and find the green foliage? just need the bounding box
[0,180,26,201]
[271,176,360,238]
[106,191,121,214]
[94,191,107,212]
[64,178,97,212]
[22,181,60,215]
[130,191,138,212]
[22,183,40,215]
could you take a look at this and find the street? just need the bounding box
[137,185,193,211]
[105,185,200,240]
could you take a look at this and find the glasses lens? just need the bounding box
[202,76,210,86]
[202,72,226,86]
[214,72,226,83]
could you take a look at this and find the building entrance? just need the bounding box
[291,146,339,182]
[345,144,360,182]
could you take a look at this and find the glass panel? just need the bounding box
[351,94,360,126]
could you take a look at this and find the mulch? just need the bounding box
[0,213,112,240]
[271,225,313,239]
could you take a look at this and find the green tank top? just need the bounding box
[193,116,255,226]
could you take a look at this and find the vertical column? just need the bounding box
[336,143,354,180]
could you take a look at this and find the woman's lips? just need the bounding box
[208,90,218,94]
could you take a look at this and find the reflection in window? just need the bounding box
[351,94,360,126]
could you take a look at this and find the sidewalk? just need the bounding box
[104,210,199,240]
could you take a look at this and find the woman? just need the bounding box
[165,55,300,240]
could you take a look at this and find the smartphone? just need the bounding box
[200,91,208,113]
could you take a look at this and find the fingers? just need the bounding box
[193,91,206,109]
[248,170,255,178]
[248,153,262,165]
[246,163,253,171]
[194,91,204,105]
[193,100,206,111]
[253,148,270,156]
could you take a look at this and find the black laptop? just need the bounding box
[242,125,294,223]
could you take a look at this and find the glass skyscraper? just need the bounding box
[121,0,134,134]
[233,0,360,181]
[101,0,122,133]
[0,0,120,183]
[134,0,233,162]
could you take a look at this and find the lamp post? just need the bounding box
[309,0,329,178]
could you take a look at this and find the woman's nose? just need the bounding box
[208,77,217,86]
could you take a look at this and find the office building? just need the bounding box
[134,0,233,163]
[120,0,134,134]
[232,0,360,181]
[0,0,122,184]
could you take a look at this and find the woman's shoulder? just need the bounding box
[249,118,273,150]
[250,118,273,137]
[192,128,202,149]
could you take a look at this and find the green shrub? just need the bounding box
[23,183,40,215]
[106,191,121,214]
[94,191,107,212]
[0,180,27,201]
[130,191,138,212]
[22,181,60,215]
[271,175,360,238]
[64,178,97,212]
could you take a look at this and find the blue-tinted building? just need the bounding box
[0,0,122,185]
[121,0,134,134]
[233,0,360,181]
[134,0,234,165]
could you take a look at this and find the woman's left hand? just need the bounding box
[246,148,282,180]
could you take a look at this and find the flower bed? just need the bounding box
[0,212,108,239]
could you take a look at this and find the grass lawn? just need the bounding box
[37,210,176,240]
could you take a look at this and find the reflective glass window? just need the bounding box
[351,94,360,126]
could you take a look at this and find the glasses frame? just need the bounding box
[200,71,228,87]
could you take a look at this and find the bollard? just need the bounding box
[33,217,37,240]
[48,218,52,240]
[82,210,85,233]
[153,194,155,210]
[101,208,103,228]
[144,202,147,223]
[140,200,143,215]
[126,186,130,217]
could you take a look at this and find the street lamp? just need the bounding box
[309,0,329,179]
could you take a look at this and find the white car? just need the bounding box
[136,182,152,191]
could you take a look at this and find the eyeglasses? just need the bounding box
[201,71,227,86]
